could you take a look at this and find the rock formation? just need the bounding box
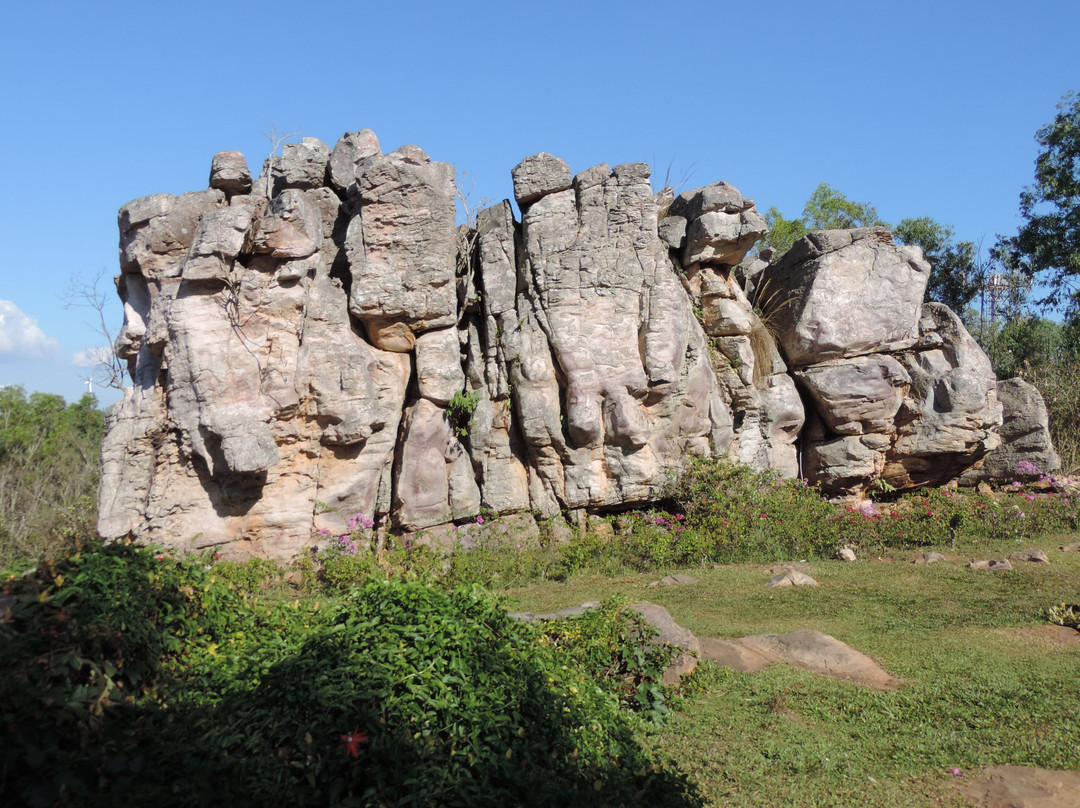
[97,130,1051,559]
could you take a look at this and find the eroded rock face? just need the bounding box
[759,230,1004,495]
[98,133,1047,559]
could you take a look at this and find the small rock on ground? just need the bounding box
[736,630,898,690]
[648,573,698,587]
[837,546,857,562]
[1059,541,1080,553]
[913,551,946,564]
[767,570,818,587]
[969,559,1013,571]
[1010,548,1050,564]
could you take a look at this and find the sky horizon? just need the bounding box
[2,0,1077,408]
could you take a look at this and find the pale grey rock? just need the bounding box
[795,355,910,435]
[805,434,881,494]
[347,146,457,348]
[684,208,769,266]
[414,327,465,406]
[735,630,897,690]
[960,377,1061,485]
[649,573,699,587]
[628,602,701,684]
[100,133,1030,562]
[970,558,1013,571]
[837,546,857,562]
[262,137,330,195]
[913,551,947,564]
[1061,542,1080,553]
[119,189,225,277]
[209,151,253,197]
[250,188,321,259]
[180,200,256,281]
[884,304,1002,489]
[761,228,930,366]
[328,129,381,192]
[767,570,819,587]
[511,152,572,204]
[393,398,479,530]
[1009,548,1050,564]
[670,182,767,267]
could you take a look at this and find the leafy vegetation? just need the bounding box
[0,387,104,570]
[2,541,700,807]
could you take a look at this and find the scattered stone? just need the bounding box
[969,559,1013,571]
[648,573,699,587]
[767,570,819,588]
[1009,548,1050,564]
[961,765,1080,808]
[736,630,898,690]
[627,602,701,685]
[913,552,947,565]
[1060,542,1080,553]
[837,546,857,562]
[697,637,773,673]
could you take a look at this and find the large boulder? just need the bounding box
[960,376,1060,484]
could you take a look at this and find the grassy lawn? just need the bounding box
[503,536,1080,807]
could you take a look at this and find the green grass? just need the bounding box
[502,538,1080,807]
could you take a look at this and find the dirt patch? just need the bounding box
[993,624,1080,651]
[961,765,1080,807]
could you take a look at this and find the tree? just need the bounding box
[997,91,1080,313]
[893,217,984,312]
[762,183,888,255]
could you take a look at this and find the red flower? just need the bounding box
[340,728,370,757]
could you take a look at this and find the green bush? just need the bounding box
[1,542,701,807]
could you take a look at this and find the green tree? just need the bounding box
[762,183,888,255]
[997,91,1080,312]
[0,387,105,569]
[894,217,984,312]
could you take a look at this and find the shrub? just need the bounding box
[1,542,702,807]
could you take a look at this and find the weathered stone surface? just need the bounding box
[414,327,465,406]
[262,137,330,195]
[735,630,898,690]
[347,145,457,346]
[99,132,1051,560]
[795,355,910,435]
[209,151,252,197]
[328,129,381,192]
[913,551,947,564]
[761,228,930,366]
[511,153,573,204]
[961,377,1061,485]
[882,303,1002,489]
[767,570,819,587]
[1010,548,1050,564]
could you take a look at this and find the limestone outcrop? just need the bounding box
[97,131,1050,558]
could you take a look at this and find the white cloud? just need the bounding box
[71,346,115,368]
[0,300,61,360]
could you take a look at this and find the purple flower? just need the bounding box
[476,515,485,524]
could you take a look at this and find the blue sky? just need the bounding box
[1,0,1077,407]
